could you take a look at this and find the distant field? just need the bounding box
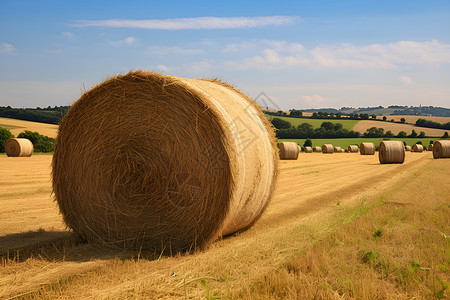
[354,108,398,115]
[265,114,359,131]
[279,137,440,148]
[354,120,449,137]
[385,115,450,125]
[0,117,58,138]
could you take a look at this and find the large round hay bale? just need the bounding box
[52,71,278,251]
[304,146,313,153]
[405,145,411,151]
[412,144,423,152]
[313,146,322,152]
[348,145,359,153]
[322,144,334,154]
[379,141,405,164]
[427,144,433,151]
[279,142,299,160]
[360,142,375,155]
[5,138,33,157]
[433,140,450,159]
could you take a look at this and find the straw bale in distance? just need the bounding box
[427,144,433,151]
[412,144,424,152]
[432,140,450,159]
[405,145,412,151]
[348,145,359,153]
[334,146,343,153]
[5,138,33,157]
[360,142,375,155]
[379,141,405,164]
[322,144,334,154]
[304,146,313,153]
[313,146,322,152]
[52,70,278,252]
[279,142,299,160]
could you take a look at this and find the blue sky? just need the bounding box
[1,0,449,110]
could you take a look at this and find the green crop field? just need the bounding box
[265,114,360,131]
[279,137,440,148]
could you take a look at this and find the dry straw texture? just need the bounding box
[313,146,322,152]
[427,144,433,151]
[412,144,424,152]
[347,145,359,153]
[304,146,313,153]
[334,146,343,153]
[405,145,412,151]
[432,140,450,159]
[322,144,334,154]
[279,142,299,160]
[5,138,33,157]
[52,70,278,252]
[379,141,405,164]
[360,142,375,155]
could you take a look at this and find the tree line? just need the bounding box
[0,106,69,124]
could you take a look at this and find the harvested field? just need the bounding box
[0,117,58,138]
[1,152,448,299]
[353,120,448,137]
[387,115,450,125]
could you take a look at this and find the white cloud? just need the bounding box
[61,32,74,38]
[0,43,16,54]
[224,39,450,70]
[107,36,136,46]
[148,46,204,55]
[155,64,170,73]
[399,76,412,85]
[300,94,336,106]
[71,16,301,30]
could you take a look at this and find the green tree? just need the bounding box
[416,140,422,145]
[409,130,418,138]
[303,138,312,148]
[382,116,387,121]
[400,118,406,123]
[0,127,14,153]
[384,130,394,138]
[17,130,55,152]
[443,132,449,139]
[271,118,291,129]
[418,131,426,138]
[397,131,407,138]
[289,110,303,118]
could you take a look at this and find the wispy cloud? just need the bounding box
[61,32,74,38]
[224,39,450,70]
[0,43,16,54]
[148,45,204,55]
[399,76,413,85]
[71,16,301,30]
[107,36,136,46]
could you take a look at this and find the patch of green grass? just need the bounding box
[265,114,360,131]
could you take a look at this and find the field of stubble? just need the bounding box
[0,152,448,299]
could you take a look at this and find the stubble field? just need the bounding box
[0,152,449,299]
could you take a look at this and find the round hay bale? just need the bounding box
[427,144,433,151]
[360,142,375,155]
[279,142,299,160]
[348,145,359,153]
[379,141,405,164]
[334,146,343,153]
[52,71,278,251]
[412,144,423,153]
[405,145,411,151]
[304,146,313,153]
[313,146,322,152]
[5,138,33,157]
[322,144,334,154]
[433,140,450,159]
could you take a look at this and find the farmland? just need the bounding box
[279,138,438,149]
[1,151,448,299]
[0,117,58,138]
